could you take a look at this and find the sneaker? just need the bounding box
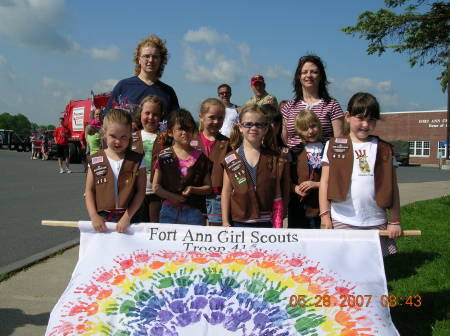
[66,169,72,174]
[59,168,64,174]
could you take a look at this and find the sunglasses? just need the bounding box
[240,122,268,129]
[218,91,231,96]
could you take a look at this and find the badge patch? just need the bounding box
[225,154,237,164]
[94,165,107,176]
[335,138,348,144]
[92,156,103,164]
[96,177,107,184]
[332,144,348,153]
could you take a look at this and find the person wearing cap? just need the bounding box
[245,75,278,108]
[217,84,239,137]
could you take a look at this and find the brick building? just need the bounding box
[374,110,448,166]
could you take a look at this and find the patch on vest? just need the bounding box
[93,165,107,176]
[332,144,348,153]
[96,177,107,184]
[91,156,103,164]
[234,171,247,184]
[225,153,237,164]
[335,138,348,144]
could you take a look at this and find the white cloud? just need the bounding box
[184,47,239,83]
[184,27,229,44]
[0,0,78,53]
[93,79,118,93]
[265,64,291,80]
[377,81,393,92]
[87,45,120,61]
[239,43,250,65]
[338,77,375,91]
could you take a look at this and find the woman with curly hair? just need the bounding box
[105,34,179,120]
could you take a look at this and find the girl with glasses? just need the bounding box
[221,105,288,228]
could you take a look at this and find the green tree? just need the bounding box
[0,112,32,134]
[342,0,450,91]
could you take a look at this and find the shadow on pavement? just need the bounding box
[0,308,49,336]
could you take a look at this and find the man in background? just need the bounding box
[245,75,278,108]
[54,117,71,174]
[217,84,239,137]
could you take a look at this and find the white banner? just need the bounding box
[46,222,398,336]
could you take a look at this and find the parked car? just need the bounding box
[391,140,409,166]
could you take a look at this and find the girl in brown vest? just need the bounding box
[293,110,324,229]
[221,104,286,228]
[153,108,212,225]
[85,109,146,233]
[131,95,168,222]
[191,98,231,226]
[319,92,401,256]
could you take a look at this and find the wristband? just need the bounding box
[389,221,401,225]
[319,209,330,217]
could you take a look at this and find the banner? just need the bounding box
[46,222,398,336]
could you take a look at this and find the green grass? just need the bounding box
[385,196,450,336]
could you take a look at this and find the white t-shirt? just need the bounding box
[322,137,388,226]
[107,155,145,208]
[141,130,157,194]
[220,105,239,138]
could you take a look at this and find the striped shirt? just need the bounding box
[281,98,344,148]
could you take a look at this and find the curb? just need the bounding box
[0,238,79,276]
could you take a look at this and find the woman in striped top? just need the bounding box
[281,55,344,148]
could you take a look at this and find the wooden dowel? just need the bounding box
[42,220,78,227]
[380,230,421,236]
[41,220,421,236]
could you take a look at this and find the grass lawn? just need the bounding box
[385,196,450,335]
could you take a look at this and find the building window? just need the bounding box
[438,141,447,158]
[409,141,430,157]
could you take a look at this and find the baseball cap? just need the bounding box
[251,75,265,85]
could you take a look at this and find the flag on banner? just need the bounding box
[46,222,399,336]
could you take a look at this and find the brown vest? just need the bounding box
[131,130,167,181]
[190,133,231,189]
[223,149,284,222]
[296,147,322,217]
[88,149,143,212]
[327,136,394,208]
[158,147,211,211]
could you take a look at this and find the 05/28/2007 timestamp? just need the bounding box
[289,294,422,308]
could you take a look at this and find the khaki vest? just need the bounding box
[327,136,394,208]
[157,147,211,211]
[190,133,231,189]
[131,130,167,181]
[296,147,322,217]
[88,149,143,212]
[223,149,285,222]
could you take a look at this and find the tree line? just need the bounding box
[0,113,55,134]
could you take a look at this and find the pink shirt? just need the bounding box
[200,132,215,157]
[156,148,202,206]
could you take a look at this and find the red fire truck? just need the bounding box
[62,92,110,162]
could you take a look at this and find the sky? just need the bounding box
[0,0,447,125]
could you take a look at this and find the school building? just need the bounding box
[373,109,448,166]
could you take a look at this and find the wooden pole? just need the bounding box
[41,220,421,236]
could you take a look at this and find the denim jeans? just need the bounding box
[206,194,222,223]
[160,204,204,225]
